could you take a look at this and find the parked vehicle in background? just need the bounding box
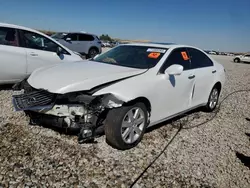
[233,54,250,63]
[51,32,102,58]
[101,41,112,47]
[12,43,225,150]
[208,51,217,55]
[0,23,83,85]
[110,41,120,48]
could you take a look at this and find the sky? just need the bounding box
[0,0,249,52]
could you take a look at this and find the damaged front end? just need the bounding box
[12,80,124,143]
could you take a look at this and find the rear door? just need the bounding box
[18,29,74,75]
[0,26,26,83]
[78,34,95,54]
[187,48,216,106]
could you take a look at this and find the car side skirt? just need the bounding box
[148,103,207,128]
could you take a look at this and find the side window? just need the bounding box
[0,27,18,47]
[67,33,78,41]
[20,30,69,54]
[160,48,191,72]
[188,48,213,69]
[245,55,250,57]
[79,34,94,41]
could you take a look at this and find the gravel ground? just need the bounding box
[0,55,250,188]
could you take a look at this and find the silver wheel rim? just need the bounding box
[121,107,145,144]
[90,49,97,57]
[209,88,219,109]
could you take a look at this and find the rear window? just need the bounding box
[93,45,168,69]
[188,48,213,69]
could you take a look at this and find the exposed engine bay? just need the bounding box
[12,79,124,143]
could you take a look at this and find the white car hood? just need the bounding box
[28,60,146,94]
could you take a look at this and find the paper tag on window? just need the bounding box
[181,51,189,60]
[148,52,161,59]
[147,48,166,53]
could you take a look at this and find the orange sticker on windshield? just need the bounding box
[148,52,160,59]
[181,51,189,60]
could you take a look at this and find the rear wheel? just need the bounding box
[105,102,148,150]
[204,86,220,112]
[87,48,98,59]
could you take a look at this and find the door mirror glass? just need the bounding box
[56,46,63,56]
[66,37,71,42]
[165,64,184,75]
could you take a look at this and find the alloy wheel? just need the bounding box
[209,88,219,109]
[121,107,146,144]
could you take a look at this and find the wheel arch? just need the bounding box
[126,97,152,114]
[213,81,222,93]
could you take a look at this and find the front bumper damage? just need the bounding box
[12,80,124,143]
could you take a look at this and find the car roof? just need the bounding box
[0,22,78,54]
[0,22,46,35]
[56,31,97,37]
[0,23,98,37]
[121,42,200,50]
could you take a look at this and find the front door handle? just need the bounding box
[30,53,38,57]
[212,70,217,73]
[188,75,195,79]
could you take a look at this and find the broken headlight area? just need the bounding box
[12,84,124,143]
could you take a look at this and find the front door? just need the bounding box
[242,55,250,63]
[18,29,73,75]
[63,33,81,52]
[155,48,195,121]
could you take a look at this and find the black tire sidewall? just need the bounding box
[105,102,148,150]
[206,87,219,112]
[234,58,240,63]
[88,48,98,58]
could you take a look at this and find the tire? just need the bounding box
[87,48,98,59]
[105,102,148,150]
[204,86,220,112]
[234,58,240,63]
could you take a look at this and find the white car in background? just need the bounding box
[233,54,250,63]
[0,23,83,84]
[12,43,226,150]
[51,32,102,58]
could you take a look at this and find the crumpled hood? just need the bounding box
[28,60,146,94]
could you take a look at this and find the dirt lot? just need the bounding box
[0,55,250,188]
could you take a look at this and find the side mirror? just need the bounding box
[65,37,71,42]
[165,64,183,75]
[56,47,63,56]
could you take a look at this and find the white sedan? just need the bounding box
[0,23,83,84]
[12,43,226,150]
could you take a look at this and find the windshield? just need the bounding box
[51,32,67,39]
[93,45,168,69]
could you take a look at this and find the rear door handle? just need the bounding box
[212,70,217,73]
[188,75,195,79]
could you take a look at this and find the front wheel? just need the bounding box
[234,58,240,63]
[105,102,148,150]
